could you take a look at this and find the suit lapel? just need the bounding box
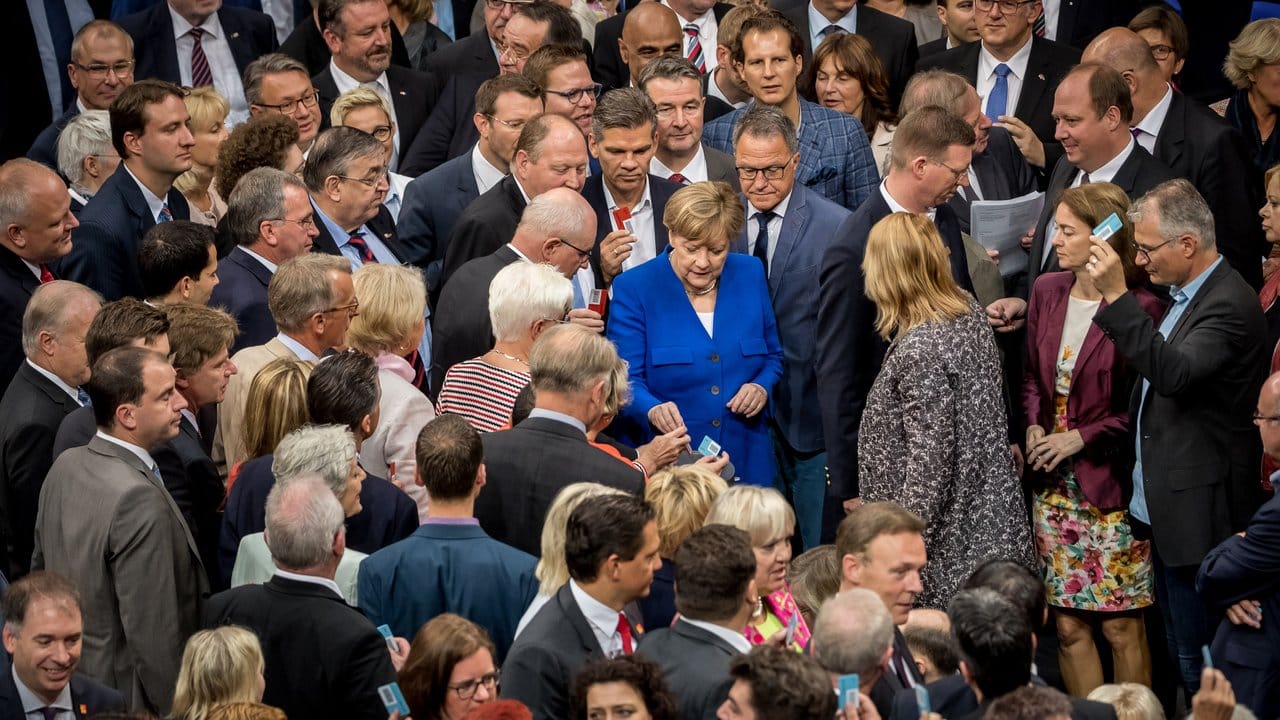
[795,103,824,186]
[1015,39,1051,122]
[222,11,255,74]
[23,363,79,415]
[231,247,273,288]
[308,199,343,256]
[1167,262,1228,344]
[368,206,410,262]
[958,43,980,86]
[557,584,607,655]
[1153,92,1186,170]
[1072,305,1111,374]
[1109,147,1148,197]
[769,189,807,299]
[1035,282,1070,393]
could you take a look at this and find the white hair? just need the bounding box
[488,261,574,343]
[56,110,113,187]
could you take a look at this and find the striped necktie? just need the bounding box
[189,27,214,87]
[684,24,706,73]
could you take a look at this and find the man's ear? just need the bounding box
[618,37,631,67]
[359,412,374,438]
[841,552,862,586]
[475,462,487,490]
[321,28,343,55]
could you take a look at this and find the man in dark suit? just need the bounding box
[1024,63,1177,295]
[917,0,1079,174]
[59,80,193,301]
[638,525,757,720]
[313,0,436,171]
[639,56,742,189]
[116,0,277,124]
[477,325,644,557]
[359,415,537,661]
[137,221,219,306]
[594,0,734,93]
[503,493,658,720]
[280,1,413,78]
[1089,178,1268,697]
[0,283,100,580]
[441,113,589,286]
[204,476,401,720]
[1045,0,1141,51]
[398,74,545,302]
[1084,28,1266,289]
[615,4,684,90]
[816,107,976,522]
[244,53,324,155]
[919,0,979,58]
[305,128,415,265]
[211,168,319,353]
[0,572,127,719]
[419,0,503,91]
[778,0,917,103]
[811,588,897,716]
[27,21,135,172]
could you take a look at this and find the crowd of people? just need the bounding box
[2,0,1280,718]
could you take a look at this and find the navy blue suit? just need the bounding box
[0,245,42,387]
[58,163,191,300]
[117,4,278,89]
[607,251,784,485]
[209,246,276,353]
[0,651,126,719]
[27,107,80,171]
[398,72,487,176]
[397,151,479,298]
[582,174,681,289]
[357,521,537,662]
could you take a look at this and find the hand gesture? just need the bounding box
[727,382,767,417]
[1085,235,1128,302]
[995,115,1046,168]
[648,402,686,434]
[636,425,690,472]
[566,307,604,333]
[600,229,636,284]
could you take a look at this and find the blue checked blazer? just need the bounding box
[702,99,880,212]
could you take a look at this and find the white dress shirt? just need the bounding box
[26,360,82,405]
[607,179,657,271]
[123,163,170,224]
[272,566,351,603]
[13,664,76,720]
[570,580,628,656]
[275,332,321,362]
[880,179,937,222]
[1040,0,1059,41]
[746,191,793,270]
[977,37,1034,120]
[680,618,752,653]
[170,6,250,126]
[329,59,402,172]
[1040,136,1137,266]
[1132,84,1174,154]
[662,0,718,74]
[651,144,710,184]
[471,144,506,195]
[240,246,279,273]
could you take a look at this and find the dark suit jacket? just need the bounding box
[503,582,643,720]
[51,405,96,461]
[2,1,57,161]
[209,246,276,353]
[477,417,645,556]
[310,201,415,263]
[440,175,526,286]
[948,126,1037,235]
[870,628,925,718]
[219,453,418,586]
[592,3,734,92]
[398,71,488,176]
[27,107,80,171]
[1198,490,1280,720]
[0,362,82,579]
[583,174,680,287]
[637,618,742,720]
[117,4,278,88]
[889,673,975,720]
[917,36,1081,173]
[780,2,918,103]
[1093,260,1268,566]
[397,149,480,300]
[816,191,975,501]
[58,163,192,300]
[0,245,42,385]
[279,12,413,78]
[421,29,498,99]
[168,417,226,590]
[1024,143,1176,295]
[203,576,398,720]
[356,521,538,662]
[314,64,437,169]
[1052,0,1142,50]
[917,37,950,59]
[1153,90,1266,289]
[430,244,521,393]
[0,652,127,719]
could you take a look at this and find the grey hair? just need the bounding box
[302,127,386,192]
[489,261,574,343]
[637,55,702,91]
[899,70,972,119]
[517,189,592,240]
[263,474,345,571]
[227,167,307,247]
[529,323,619,395]
[590,87,658,143]
[271,424,358,498]
[21,281,102,359]
[810,588,894,677]
[1128,178,1216,249]
[242,53,311,106]
[56,110,113,187]
[0,159,59,229]
[70,20,133,64]
[267,254,352,332]
[732,104,799,154]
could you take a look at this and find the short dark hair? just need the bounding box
[985,686,1074,720]
[835,501,924,561]
[948,588,1033,698]
[85,298,170,366]
[570,655,679,720]
[475,73,544,117]
[303,127,386,193]
[88,346,167,428]
[727,646,837,720]
[307,350,379,432]
[903,625,960,676]
[110,79,185,158]
[732,12,803,66]
[524,44,589,90]
[318,0,381,34]
[415,414,483,501]
[1128,4,1189,61]
[137,221,215,299]
[963,559,1046,633]
[2,571,81,631]
[564,494,655,583]
[1068,62,1135,125]
[516,1,582,47]
[674,525,756,621]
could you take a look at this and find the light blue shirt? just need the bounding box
[24,0,94,116]
[14,663,75,719]
[275,332,321,362]
[1130,256,1224,523]
[435,1,456,41]
[527,408,587,435]
[311,201,399,268]
[807,2,856,56]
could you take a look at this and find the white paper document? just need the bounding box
[970,192,1045,277]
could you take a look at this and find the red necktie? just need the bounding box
[406,349,428,394]
[684,25,705,74]
[189,27,213,87]
[668,172,689,185]
[348,232,376,264]
[38,264,54,284]
[615,613,633,655]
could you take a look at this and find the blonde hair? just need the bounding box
[1224,19,1280,90]
[175,86,230,194]
[206,704,287,720]
[704,485,795,547]
[347,263,426,355]
[1087,683,1164,720]
[862,212,971,339]
[645,466,729,558]
[171,627,265,720]
[601,358,632,418]
[330,86,393,127]
[242,358,313,460]
[663,181,745,247]
[388,0,436,26]
[536,483,628,595]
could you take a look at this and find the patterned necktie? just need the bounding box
[684,24,706,74]
[1080,171,1091,185]
[754,211,774,279]
[1131,127,1143,142]
[38,706,60,720]
[189,27,214,88]
[405,349,429,395]
[348,232,376,264]
[157,202,173,223]
[38,263,54,284]
[668,172,689,185]
[986,63,1012,122]
[615,613,634,655]
[76,387,91,407]
[820,24,845,39]
[1033,12,1046,38]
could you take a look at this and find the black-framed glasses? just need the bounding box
[1148,44,1175,61]
[485,114,528,131]
[448,670,501,701]
[974,0,1034,12]
[1129,238,1174,262]
[546,83,603,105]
[322,300,360,316]
[559,237,592,258]
[271,216,316,230]
[336,174,386,188]
[735,156,795,181]
[254,91,321,115]
[73,60,134,79]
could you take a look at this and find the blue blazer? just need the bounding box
[117,3,278,86]
[731,185,856,454]
[58,163,191,300]
[397,151,479,297]
[210,246,276,353]
[702,99,879,212]
[607,251,783,485]
[357,521,538,662]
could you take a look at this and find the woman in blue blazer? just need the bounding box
[607,182,783,485]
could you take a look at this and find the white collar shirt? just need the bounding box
[807,3,857,56]
[95,430,159,474]
[170,6,250,125]
[570,580,627,656]
[880,179,937,222]
[472,144,507,195]
[977,36,1033,120]
[746,190,793,270]
[26,359,82,405]
[273,567,346,601]
[123,163,170,224]
[650,144,709,184]
[1132,84,1174,153]
[606,178,657,271]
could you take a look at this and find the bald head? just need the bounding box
[621,4,684,86]
[1083,28,1160,76]
[511,187,597,276]
[1259,371,1280,461]
[22,281,102,385]
[0,159,78,264]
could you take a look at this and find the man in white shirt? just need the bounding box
[662,0,720,75]
[166,2,250,124]
[640,56,740,189]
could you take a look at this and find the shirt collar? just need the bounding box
[95,430,158,472]
[68,186,90,207]
[747,188,792,221]
[602,174,653,215]
[527,407,587,435]
[979,34,1033,81]
[123,162,168,221]
[651,143,708,182]
[808,2,856,34]
[570,579,623,639]
[180,408,200,435]
[25,359,82,405]
[328,58,390,99]
[273,567,345,601]
[661,0,713,26]
[275,332,321,362]
[1134,84,1175,139]
[679,617,752,654]
[13,664,74,715]
[311,197,363,240]
[169,4,223,39]
[1170,256,1223,303]
[240,245,278,273]
[424,516,481,526]
[471,143,507,194]
[512,177,533,205]
[1081,135,1136,184]
[879,179,936,221]
[19,257,42,282]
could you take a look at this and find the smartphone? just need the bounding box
[837,674,859,711]
[378,682,411,716]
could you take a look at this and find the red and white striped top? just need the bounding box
[436,359,530,432]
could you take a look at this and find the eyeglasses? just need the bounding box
[362,125,393,142]
[546,83,603,105]
[254,91,321,115]
[448,671,501,701]
[735,156,795,181]
[1148,44,1175,61]
[484,0,534,9]
[336,174,387,187]
[485,114,528,131]
[654,100,704,121]
[73,60,135,79]
[271,216,316,229]
[931,159,970,183]
[497,40,531,62]
[973,0,1034,12]
[322,300,360,316]
[1129,238,1173,262]
[559,237,592,258]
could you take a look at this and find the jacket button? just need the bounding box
[710,354,720,362]
[711,385,720,395]
[712,419,721,427]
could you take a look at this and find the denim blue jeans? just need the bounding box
[1152,545,1214,698]
[770,426,826,552]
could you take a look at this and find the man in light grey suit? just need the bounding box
[32,345,206,715]
[729,105,856,551]
[639,57,741,190]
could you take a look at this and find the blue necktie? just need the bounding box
[572,274,586,308]
[753,211,774,279]
[44,0,76,111]
[986,63,1012,122]
[76,387,91,407]
[157,202,173,223]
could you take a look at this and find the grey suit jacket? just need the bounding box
[704,146,741,190]
[32,435,206,715]
[637,619,742,720]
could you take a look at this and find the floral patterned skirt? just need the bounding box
[1033,467,1154,611]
